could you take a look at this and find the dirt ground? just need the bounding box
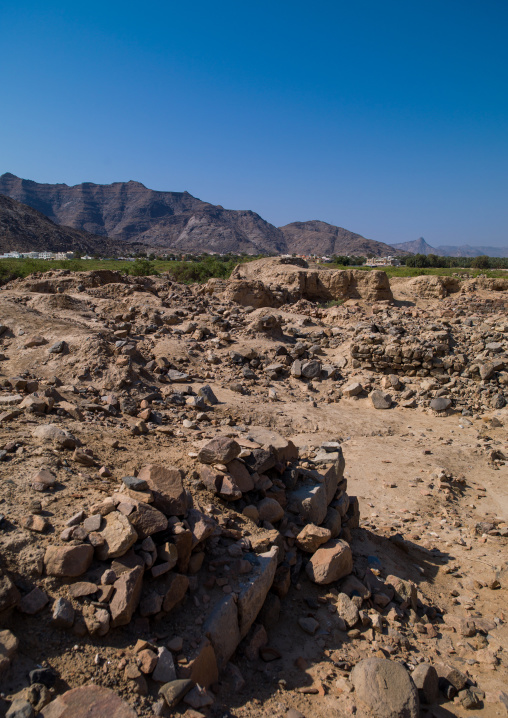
[0,269,506,718]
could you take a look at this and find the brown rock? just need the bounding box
[305,539,353,584]
[45,544,93,577]
[296,524,332,552]
[128,503,168,539]
[72,449,96,466]
[21,514,49,532]
[257,497,284,523]
[160,679,194,709]
[40,685,137,717]
[179,639,219,688]
[110,566,144,627]
[162,573,189,613]
[227,460,255,492]
[186,509,217,547]
[137,464,187,515]
[68,582,98,599]
[197,436,241,464]
[174,530,193,572]
[32,469,56,491]
[19,587,49,614]
[138,649,158,674]
[95,511,138,560]
[218,475,242,500]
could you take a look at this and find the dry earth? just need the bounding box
[0,261,507,718]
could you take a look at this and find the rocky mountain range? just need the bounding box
[0,194,130,256]
[391,237,508,258]
[0,173,402,257]
[0,173,286,255]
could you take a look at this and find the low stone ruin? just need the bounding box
[0,429,361,714]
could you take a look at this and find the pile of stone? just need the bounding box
[1,429,360,714]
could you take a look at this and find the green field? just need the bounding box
[0,255,258,286]
[1,255,507,287]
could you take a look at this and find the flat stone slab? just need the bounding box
[40,686,137,717]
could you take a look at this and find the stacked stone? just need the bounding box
[2,430,359,709]
[197,429,359,586]
[350,331,456,378]
[350,319,507,382]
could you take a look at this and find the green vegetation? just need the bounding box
[321,299,344,308]
[329,255,367,266]
[0,253,261,286]
[404,253,508,269]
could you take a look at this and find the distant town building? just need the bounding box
[368,256,401,267]
[0,250,75,260]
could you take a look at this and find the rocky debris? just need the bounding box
[351,658,419,717]
[0,263,506,716]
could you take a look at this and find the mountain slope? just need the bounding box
[0,173,286,254]
[0,194,127,255]
[279,220,408,257]
[390,237,436,254]
[391,237,508,258]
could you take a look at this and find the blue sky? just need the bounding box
[1,1,507,246]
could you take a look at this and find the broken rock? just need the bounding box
[305,539,353,584]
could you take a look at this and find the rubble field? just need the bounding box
[0,258,507,718]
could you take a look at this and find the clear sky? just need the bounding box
[1,1,507,247]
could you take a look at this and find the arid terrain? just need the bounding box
[0,257,507,718]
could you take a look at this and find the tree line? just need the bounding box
[403,254,508,269]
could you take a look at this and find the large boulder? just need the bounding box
[44,545,93,577]
[136,464,187,516]
[237,547,278,638]
[305,539,353,584]
[197,437,241,465]
[32,424,77,449]
[351,658,419,718]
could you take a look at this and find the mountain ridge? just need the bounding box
[279,220,408,257]
[0,173,407,257]
[391,237,508,258]
[0,194,134,255]
[0,173,286,255]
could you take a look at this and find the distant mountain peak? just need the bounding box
[390,237,436,254]
[279,220,411,257]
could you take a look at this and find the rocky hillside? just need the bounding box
[0,173,287,255]
[391,237,436,255]
[391,236,508,258]
[0,194,128,255]
[279,220,409,257]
